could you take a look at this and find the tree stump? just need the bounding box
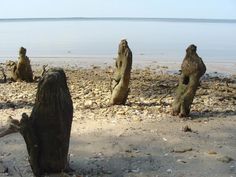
[172,44,206,117]
[0,67,6,83]
[19,68,73,176]
[110,39,132,105]
[11,47,33,82]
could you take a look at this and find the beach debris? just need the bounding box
[18,68,73,176]
[6,60,16,67]
[172,147,193,153]
[182,125,192,132]
[217,156,234,163]
[208,150,217,155]
[166,169,172,173]
[162,137,167,141]
[10,47,34,82]
[84,100,93,108]
[158,84,176,104]
[110,39,132,105]
[177,159,187,163]
[172,44,206,117]
[41,64,48,77]
[0,116,20,138]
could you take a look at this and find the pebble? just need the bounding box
[173,147,192,153]
[217,156,234,163]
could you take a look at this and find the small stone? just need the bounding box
[177,159,187,163]
[84,100,93,108]
[173,147,192,153]
[208,150,217,155]
[162,137,167,141]
[116,110,126,115]
[182,125,192,132]
[217,156,234,163]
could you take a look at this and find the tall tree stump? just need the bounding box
[19,68,73,176]
[172,44,206,117]
[110,39,132,105]
[11,47,33,82]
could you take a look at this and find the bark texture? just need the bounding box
[19,68,73,176]
[11,47,33,82]
[110,39,132,105]
[172,44,206,117]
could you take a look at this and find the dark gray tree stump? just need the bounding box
[19,68,73,176]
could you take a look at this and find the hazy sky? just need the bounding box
[0,0,236,19]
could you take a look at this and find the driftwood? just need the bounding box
[0,117,19,138]
[11,47,33,82]
[110,39,132,105]
[172,44,206,117]
[41,64,48,77]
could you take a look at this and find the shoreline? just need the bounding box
[1,56,235,76]
[25,57,235,76]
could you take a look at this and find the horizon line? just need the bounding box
[0,17,236,23]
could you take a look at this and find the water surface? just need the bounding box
[0,18,235,64]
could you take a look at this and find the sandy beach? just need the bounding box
[0,59,236,177]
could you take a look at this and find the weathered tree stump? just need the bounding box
[19,68,73,176]
[172,44,206,117]
[110,39,132,105]
[0,67,6,83]
[11,47,33,82]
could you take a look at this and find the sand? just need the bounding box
[0,59,236,177]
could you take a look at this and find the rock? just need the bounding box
[116,110,126,115]
[84,100,93,108]
[182,125,192,132]
[217,156,234,163]
[177,159,187,163]
[166,169,172,173]
[172,147,192,153]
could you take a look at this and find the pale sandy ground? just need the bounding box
[0,58,235,177]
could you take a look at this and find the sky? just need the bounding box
[0,0,236,19]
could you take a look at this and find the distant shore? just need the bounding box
[1,17,236,24]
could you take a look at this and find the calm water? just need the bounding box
[0,18,236,63]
